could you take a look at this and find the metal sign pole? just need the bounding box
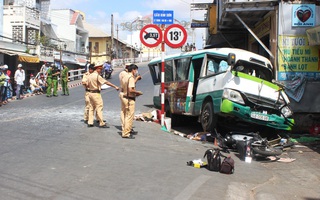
[160,24,165,128]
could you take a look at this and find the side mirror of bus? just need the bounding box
[234,65,244,77]
[227,53,236,66]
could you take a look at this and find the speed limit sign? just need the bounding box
[164,24,187,48]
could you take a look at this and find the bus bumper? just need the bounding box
[220,99,295,131]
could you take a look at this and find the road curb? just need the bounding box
[9,81,83,101]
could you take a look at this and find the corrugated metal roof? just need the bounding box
[83,22,109,38]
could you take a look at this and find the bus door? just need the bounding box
[167,57,192,114]
[148,62,161,109]
[187,54,205,114]
[195,54,229,114]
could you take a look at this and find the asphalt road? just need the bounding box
[0,63,319,200]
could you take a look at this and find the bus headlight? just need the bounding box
[281,106,293,118]
[223,89,244,104]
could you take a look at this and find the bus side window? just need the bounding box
[165,60,173,82]
[175,58,190,81]
[219,60,228,72]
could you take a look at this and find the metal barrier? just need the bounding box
[68,69,85,81]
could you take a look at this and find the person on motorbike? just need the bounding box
[103,61,112,79]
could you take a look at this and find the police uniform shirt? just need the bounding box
[119,70,128,92]
[82,72,90,86]
[87,71,106,91]
[123,74,136,98]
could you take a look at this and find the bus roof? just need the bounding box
[148,47,272,68]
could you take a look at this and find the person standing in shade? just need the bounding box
[40,62,49,78]
[61,65,69,96]
[121,64,143,139]
[0,66,5,106]
[46,64,53,97]
[14,64,25,100]
[51,66,60,97]
[81,64,94,123]
[86,63,119,128]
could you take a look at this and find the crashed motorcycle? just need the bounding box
[216,131,293,160]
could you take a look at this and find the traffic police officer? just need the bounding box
[51,65,60,97]
[82,64,94,123]
[121,64,142,139]
[119,63,141,134]
[86,63,119,128]
[61,65,69,95]
[46,64,53,97]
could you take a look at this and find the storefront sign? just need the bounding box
[306,25,320,46]
[278,35,320,81]
[292,4,315,27]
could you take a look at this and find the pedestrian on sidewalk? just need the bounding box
[61,65,69,96]
[14,64,25,100]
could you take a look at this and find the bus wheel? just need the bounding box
[201,101,216,132]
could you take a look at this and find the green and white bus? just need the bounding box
[148,48,294,133]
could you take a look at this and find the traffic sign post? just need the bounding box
[140,22,187,130]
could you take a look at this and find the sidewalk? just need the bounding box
[10,79,83,101]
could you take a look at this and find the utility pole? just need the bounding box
[111,14,114,61]
[116,24,119,59]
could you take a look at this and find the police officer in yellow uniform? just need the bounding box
[82,64,94,124]
[86,63,119,128]
[119,64,130,132]
[121,64,142,139]
[119,63,141,134]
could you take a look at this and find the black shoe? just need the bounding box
[46,95,52,98]
[99,124,110,128]
[122,135,135,139]
[53,95,58,97]
[130,130,138,135]
[95,119,106,123]
[84,120,88,124]
[88,124,94,127]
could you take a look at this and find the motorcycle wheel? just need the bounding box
[252,146,283,157]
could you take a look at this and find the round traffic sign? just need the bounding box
[140,24,163,48]
[164,24,187,48]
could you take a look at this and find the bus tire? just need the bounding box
[201,101,216,132]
